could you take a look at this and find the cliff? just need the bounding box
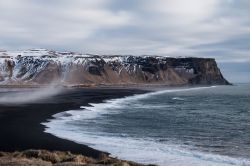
[0,49,230,86]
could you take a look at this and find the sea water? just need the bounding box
[43,84,250,166]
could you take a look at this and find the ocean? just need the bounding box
[43,84,250,166]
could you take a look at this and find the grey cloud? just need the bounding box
[0,0,249,82]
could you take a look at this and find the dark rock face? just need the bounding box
[0,50,230,86]
[163,57,231,85]
[5,59,15,78]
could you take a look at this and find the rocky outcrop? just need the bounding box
[0,149,150,166]
[0,49,230,86]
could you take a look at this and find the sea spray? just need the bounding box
[0,85,63,105]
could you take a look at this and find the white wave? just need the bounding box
[43,118,250,166]
[57,86,217,121]
[115,86,217,102]
[42,86,250,166]
[172,97,186,101]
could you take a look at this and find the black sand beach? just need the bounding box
[0,88,147,158]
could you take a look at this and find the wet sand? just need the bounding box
[0,88,147,158]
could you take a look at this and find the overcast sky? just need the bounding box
[0,0,249,82]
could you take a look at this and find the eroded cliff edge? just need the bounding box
[0,49,230,86]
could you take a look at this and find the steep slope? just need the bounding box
[0,49,230,86]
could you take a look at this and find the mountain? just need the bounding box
[0,49,230,86]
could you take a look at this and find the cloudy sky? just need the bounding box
[0,0,249,82]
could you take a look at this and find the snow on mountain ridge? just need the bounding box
[0,49,230,86]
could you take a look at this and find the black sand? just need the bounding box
[0,88,147,158]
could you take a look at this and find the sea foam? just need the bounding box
[42,86,250,166]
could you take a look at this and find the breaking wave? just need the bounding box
[42,86,250,166]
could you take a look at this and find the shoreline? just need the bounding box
[0,83,232,90]
[0,88,149,164]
